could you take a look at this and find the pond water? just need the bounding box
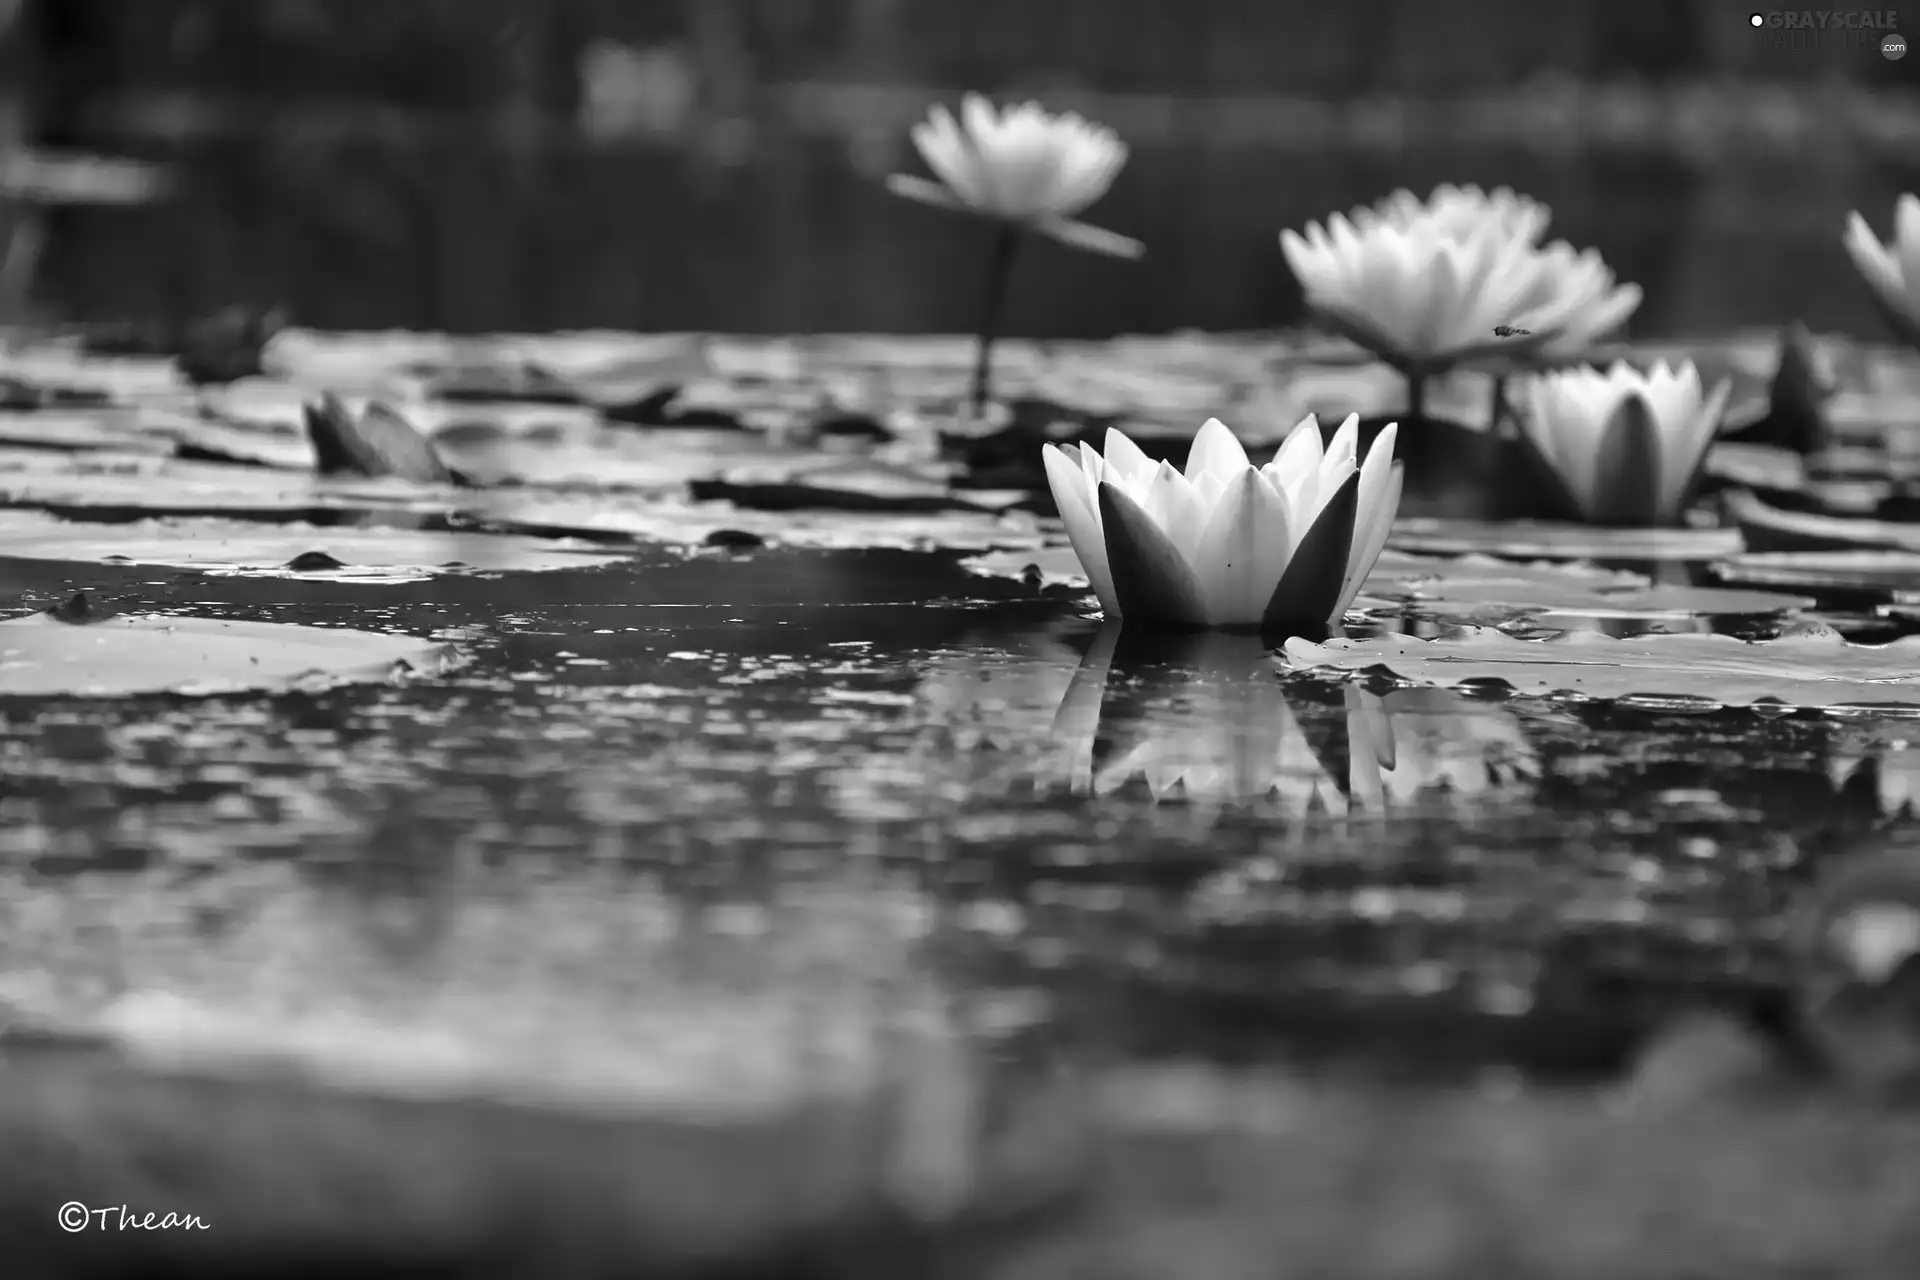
[38,132,1899,339]
[6,323,1920,1270]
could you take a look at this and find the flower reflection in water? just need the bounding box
[1050,625,1538,816]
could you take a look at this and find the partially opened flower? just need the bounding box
[1042,415,1402,634]
[1844,194,1920,349]
[886,94,1142,260]
[1516,360,1731,527]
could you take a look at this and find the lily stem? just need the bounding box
[1487,372,1509,436]
[969,224,1023,423]
[1405,370,1427,422]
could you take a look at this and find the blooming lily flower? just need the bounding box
[885,94,1143,259]
[1517,360,1731,527]
[1041,414,1402,633]
[1355,183,1550,246]
[1280,210,1640,375]
[1844,194,1920,349]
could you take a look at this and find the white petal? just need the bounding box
[1190,468,1294,628]
[1845,210,1908,314]
[1185,417,1252,485]
[1042,444,1120,617]
[1898,194,1920,317]
[1140,461,1209,563]
[1656,377,1731,520]
[1100,427,1158,492]
[1335,422,1399,614]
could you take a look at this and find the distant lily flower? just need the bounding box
[888,94,1144,423]
[1280,195,1641,418]
[1356,183,1550,246]
[1844,195,1920,349]
[1517,360,1732,527]
[886,94,1143,260]
[1041,415,1403,634]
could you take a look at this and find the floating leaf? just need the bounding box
[1722,487,1920,554]
[1281,626,1920,712]
[0,611,455,697]
[0,510,626,581]
[1388,519,1744,560]
[1712,551,1920,594]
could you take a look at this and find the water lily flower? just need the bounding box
[1516,360,1732,527]
[1844,194,1920,349]
[885,94,1142,260]
[1355,183,1550,246]
[1041,415,1402,634]
[1280,197,1641,412]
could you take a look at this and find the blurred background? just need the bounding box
[3,0,1918,339]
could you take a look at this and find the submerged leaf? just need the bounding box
[1281,626,1920,712]
[0,510,627,581]
[0,613,455,697]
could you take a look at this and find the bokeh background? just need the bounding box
[7,0,1920,338]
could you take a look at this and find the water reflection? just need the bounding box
[1048,624,1538,815]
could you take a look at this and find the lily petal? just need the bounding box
[1185,417,1252,486]
[1099,480,1210,627]
[1585,392,1664,526]
[1335,423,1399,614]
[1101,427,1158,492]
[1191,467,1294,628]
[1262,470,1360,635]
[1043,443,1120,616]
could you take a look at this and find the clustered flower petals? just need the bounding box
[1280,184,1641,370]
[1042,415,1402,632]
[886,93,1143,259]
[1517,360,1731,527]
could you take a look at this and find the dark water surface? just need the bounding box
[39,131,1902,340]
[3,538,1905,1094]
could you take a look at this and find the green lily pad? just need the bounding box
[0,510,626,581]
[1281,626,1920,712]
[0,608,457,698]
[1388,519,1744,560]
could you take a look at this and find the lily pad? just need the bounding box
[0,510,626,581]
[457,491,1051,553]
[0,609,456,698]
[1712,551,1920,594]
[1388,519,1744,560]
[1722,487,1920,554]
[1280,626,1920,712]
[0,447,453,516]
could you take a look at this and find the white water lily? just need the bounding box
[885,94,1142,259]
[1355,183,1550,245]
[1844,194,1920,347]
[1280,197,1641,372]
[1517,360,1732,527]
[1042,415,1402,633]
